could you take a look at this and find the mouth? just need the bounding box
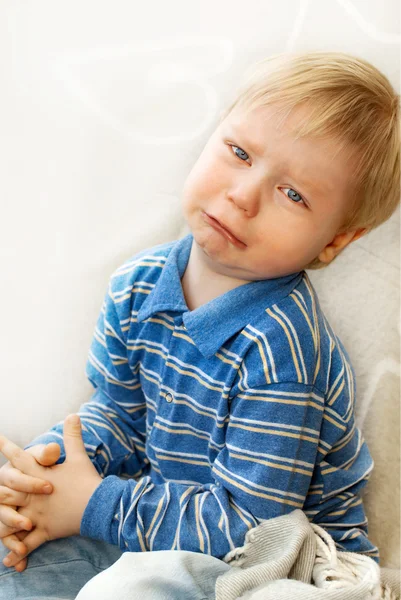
[201,211,246,248]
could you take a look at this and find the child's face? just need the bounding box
[181,102,359,281]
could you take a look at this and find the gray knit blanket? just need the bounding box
[215,509,400,600]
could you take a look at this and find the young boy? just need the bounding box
[0,51,399,599]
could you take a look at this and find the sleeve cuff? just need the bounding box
[80,475,127,547]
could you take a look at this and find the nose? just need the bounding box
[226,173,263,217]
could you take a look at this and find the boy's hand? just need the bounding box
[0,443,61,571]
[0,415,102,571]
[0,443,60,532]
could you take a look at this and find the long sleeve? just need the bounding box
[80,381,324,558]
[24,275,149,480]
[303,406,379,562]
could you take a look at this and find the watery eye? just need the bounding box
[282,187,305,206]
[231,145,249,162]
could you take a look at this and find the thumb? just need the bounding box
[63,414,86,460]
[26,443,61,466]
[39,443,61,466]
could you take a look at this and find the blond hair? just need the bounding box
[219,51,400,270]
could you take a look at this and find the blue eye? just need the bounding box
[230,145,250,162]
[281,187,306,206]
[228,143,308,208]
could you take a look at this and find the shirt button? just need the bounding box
[165,392,174,403]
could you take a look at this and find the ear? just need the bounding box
[318,227,368,264]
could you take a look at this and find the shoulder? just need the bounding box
[236,272,321,384]
[100,238,178,323]
[108,238,178,295]
[235,272,355,418]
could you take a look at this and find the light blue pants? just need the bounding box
[0,535,231,599]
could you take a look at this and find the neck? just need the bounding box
[181,240,247,310]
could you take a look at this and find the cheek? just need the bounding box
[253,220,322,260]
[185,148,227,193]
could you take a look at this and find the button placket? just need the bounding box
[159,314,182,405]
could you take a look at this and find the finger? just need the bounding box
[0,485,28,506]
[2,527,29,544]
[1,463,52,495]
[0,505,32,530]
[13,530,29,571]
[12,557,28,572]
[3,528,47,567]
[0,520,20,538]
[0,438,37,475]
[1,533,28,556]
[39,443,61,466]
[13,558,28,572]
[0,517,30,539]
[63,414,86,460]
[6,530,29,572]
[26,443,61,467]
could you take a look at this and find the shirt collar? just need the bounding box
[137,233,304,358]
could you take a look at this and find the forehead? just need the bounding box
[223,102,336,152]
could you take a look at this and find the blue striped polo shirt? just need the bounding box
[26,233,379,563]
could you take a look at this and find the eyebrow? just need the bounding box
[224,125,331,201]
[227,125,266,156]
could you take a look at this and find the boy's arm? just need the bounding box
[24,275,149,480]
[303,409,378,561]
[78,380,379,561]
